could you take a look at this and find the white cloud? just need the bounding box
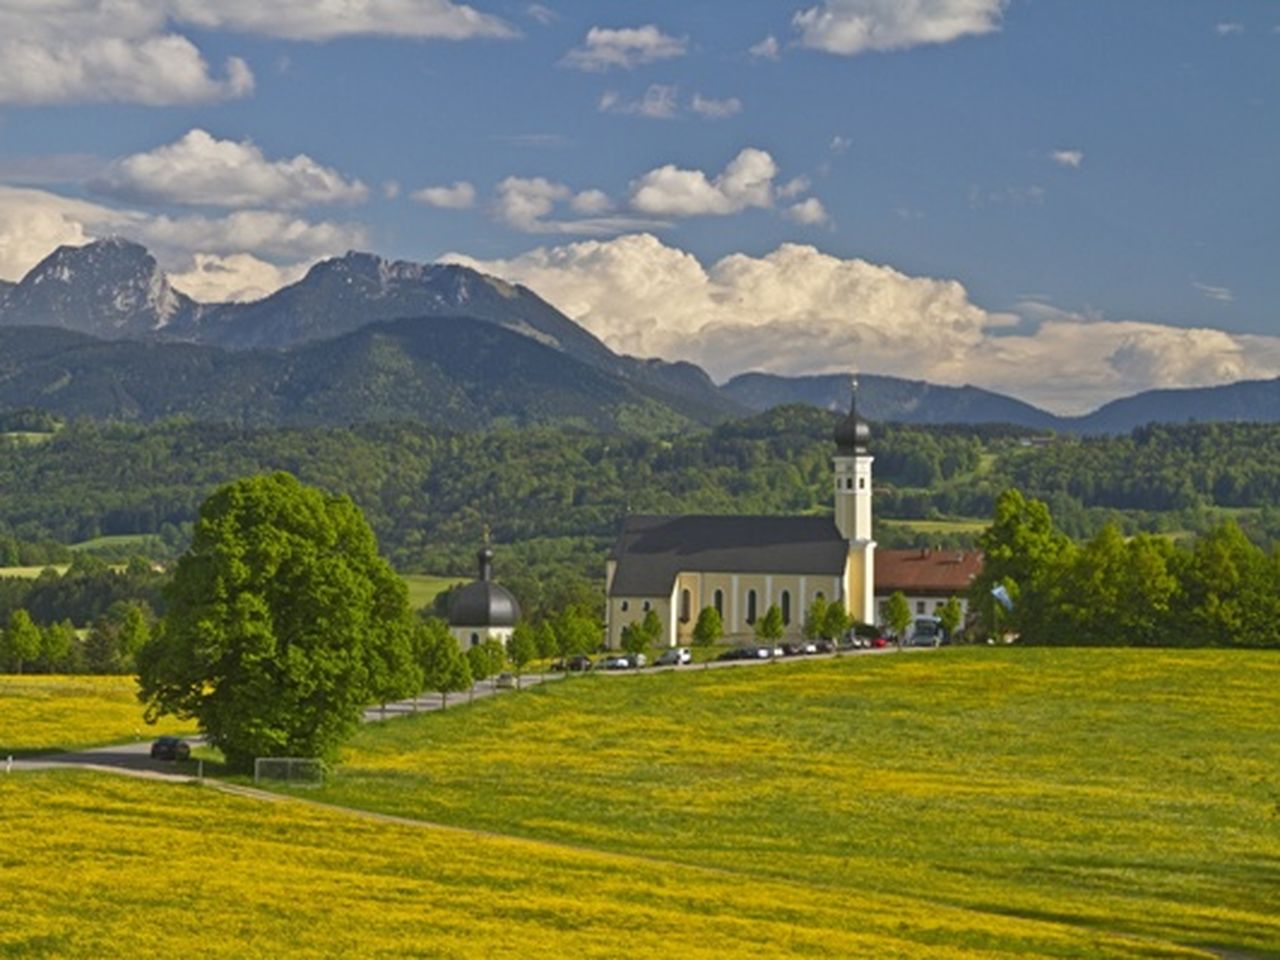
[560,25,687,72]
[168,0,516,41]
[830,135,852,154]
[599,84,679,119]
[441,233,1280,414]
[777,176,811,199]
[570,189,613,215]
[1215,21,1244,36]
[690,93,743,119]
[383,180,402,200]
[630,148,780,217]
[794,0,1007,56]
[0,185,365,283]
[526,4,557,26]
[411,181,477,209]
[168,252,310,302]
[0,35,252,106]
[93,129,367,208]
[0,0,514,107]
[1050,149,1084,169]
[749,35,781,60]
[1193,281,1233,303]
[786,197,830,225]
[492,177,661,235]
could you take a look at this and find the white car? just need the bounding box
[656,647,692,666]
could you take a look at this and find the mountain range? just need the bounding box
[2,238,1279,435]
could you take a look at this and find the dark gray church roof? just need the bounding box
[449,547,520,627]
[609,514,848,596]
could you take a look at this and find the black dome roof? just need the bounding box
[449,580,520,627]
[448,547,520,627]
[833,378,870,454]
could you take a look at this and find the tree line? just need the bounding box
[969,489,1280,648]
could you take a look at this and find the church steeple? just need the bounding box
[833,376,873,543]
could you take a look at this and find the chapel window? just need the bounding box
[747,590,757,624]
[780,590,791,625]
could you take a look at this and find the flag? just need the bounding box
[991,584,1013,612]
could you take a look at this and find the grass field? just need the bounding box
[880,517,988,535]
[401,573,467,611]
[0,771,1210,959]
[303,649,1280,957]
[0,675,194,756]
[67,534,162,552]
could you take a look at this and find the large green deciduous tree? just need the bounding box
[2,609,41,674]
[136,472,419,770]
[691,606,723,647]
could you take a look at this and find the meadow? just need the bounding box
[310,648,1280,957]
[0,770,1210,959]
[0,675,194,755]
[401,573,467,612]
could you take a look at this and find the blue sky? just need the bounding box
[0,1,1277,413]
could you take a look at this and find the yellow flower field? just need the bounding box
[0,675,194,755]
[319,648,1280,957]
[0,771,1208,958]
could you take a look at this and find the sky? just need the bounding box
[0,0,1277,415]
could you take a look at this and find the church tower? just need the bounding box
[833,378,876,624]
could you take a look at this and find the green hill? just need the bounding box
[306,649,1279,957]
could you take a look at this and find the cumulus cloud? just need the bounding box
[493,177,661,234]
[1193,281,1233,303]
[749,35,781,60]
[0,0,514,106]
[1215,21,1244,36]
[1050,149,1084,169]
[0,185,364,285]
[167,0,516,41]
[167,252,310,302]
[785,197,830,225]
[560,25,687,71]
[411,181,478,209]
[93,129,368,208]
[441,233,1280,414]
[793,0,1007,56]
[599,85,680,119]
[690,93,743,118]
[630,148,780,217]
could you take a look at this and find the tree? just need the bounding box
[136,472,420,771]
[821,602,849,642]
[691,606,723,648]
[2,609,41,674]
[555,609,600,656]
[419,618,471,709]
[467,638,506,693]
[534,620,559,661]
[85,601,152,674]
[620,622,649,662]
[508,622,538,683]
[937,596,963,641]
[803,595,829,641]
[754,603,784,642]
[884,592,912,642]
[38,619,79,673]
[640,608,664,646]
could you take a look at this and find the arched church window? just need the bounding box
[780,590,791,625]
[859,477,865,490]
[746,590,757,624]
[621,600,629,612]
[642,600,651,611]
[470,633,480,647]
[713,589,723,615]
[680,589,691,623]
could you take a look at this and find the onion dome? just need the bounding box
[833,377,871,455]
[448,547,521,627]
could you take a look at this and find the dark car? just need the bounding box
[150,736,190,761]
[564,655,593,672]
[813,639,836,654]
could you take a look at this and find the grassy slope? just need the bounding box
[310,649,1280,957]
[402,573,467,611]
[0,772,1193,959]
[0,675,194,755]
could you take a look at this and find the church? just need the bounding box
[604,384,980,648]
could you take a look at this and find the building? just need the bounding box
[447,547,520,650]
[605,384,878,647]
[874,548,982,625]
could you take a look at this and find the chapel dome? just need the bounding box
[833,379,871,455]
[448,547,521,627]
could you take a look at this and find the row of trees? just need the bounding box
[970,488,1280,647]
[0,602,151,674]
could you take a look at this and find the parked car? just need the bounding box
[655,647,692,666]
[813,638,836,654]
[870,636,889,648]
[599,655,631,670]
[150,736,190,761]
[563,655,593,672]
[716,647,755,662]
[494,672,517,689]
[780,642,804,657]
